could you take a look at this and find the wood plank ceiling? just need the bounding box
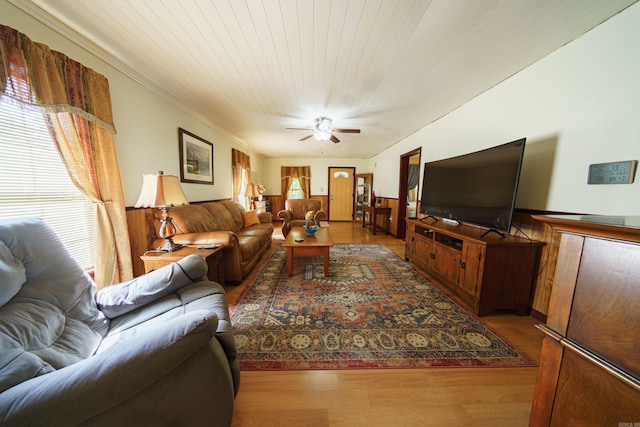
[12,0,638,158]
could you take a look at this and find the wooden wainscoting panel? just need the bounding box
[386,198,399,236]
[512,212,559,318]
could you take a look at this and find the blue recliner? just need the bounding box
[0,217,239,426]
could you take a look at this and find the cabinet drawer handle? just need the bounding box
[429,253,435,259]
[536,324,640,392]
[560,337,640,392]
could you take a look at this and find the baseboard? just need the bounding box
[530,308,547,323]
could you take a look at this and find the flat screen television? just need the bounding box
[419,138,526,234]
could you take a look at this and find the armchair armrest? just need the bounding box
[277,210,293,221]
[96,254,206,318]
[313,210,327,222]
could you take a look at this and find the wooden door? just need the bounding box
[328,167,355,221]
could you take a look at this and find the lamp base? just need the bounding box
[157,237,183,252]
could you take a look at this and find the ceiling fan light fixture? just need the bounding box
[315,117,332,131]
[314,129,331,141]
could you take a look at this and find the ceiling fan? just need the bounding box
[286,117,361,143]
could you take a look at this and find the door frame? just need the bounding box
[397,147,422,239]
[327,166,356,221]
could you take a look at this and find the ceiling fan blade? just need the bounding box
[332,128,361,133]
[299,134,313,141]
[330,134,340,143]
[287,127,314,131]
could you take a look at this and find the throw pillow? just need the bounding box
[242,210,260,227]
[305,210,314,220]
[0,241,26,307]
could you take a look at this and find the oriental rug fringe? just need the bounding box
[230,243,536,370]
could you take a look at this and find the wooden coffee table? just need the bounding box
[282,226,333,277]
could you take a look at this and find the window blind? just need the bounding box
[0,99,95,268]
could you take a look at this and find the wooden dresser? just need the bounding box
[530,215,640,426]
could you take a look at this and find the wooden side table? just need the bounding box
[140,246,225,286]
[362,206,391,235]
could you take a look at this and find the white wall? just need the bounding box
[371,3,640,216]
[262,157,370,197]
[2,2,262,206]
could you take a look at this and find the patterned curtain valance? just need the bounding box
[0,25,116,133]
[231,148,251,169]
[281,166,311,199]
[280,166,311,179]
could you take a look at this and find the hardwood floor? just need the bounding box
[226,221,543,427]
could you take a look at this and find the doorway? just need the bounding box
[328,167,355,221]
[397,148,421,239]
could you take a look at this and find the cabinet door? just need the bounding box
[459,243,484,298]
[415,237,434,269]
[434,244,460,283]
[405,223,415,259]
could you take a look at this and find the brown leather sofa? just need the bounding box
[152,200,273,283]
[277,199,327,237]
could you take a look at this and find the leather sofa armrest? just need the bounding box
[258,211,273,223]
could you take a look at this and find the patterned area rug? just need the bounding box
[230,244,536,370]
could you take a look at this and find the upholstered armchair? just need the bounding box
[0,217,239,427]
[277,198,327,237]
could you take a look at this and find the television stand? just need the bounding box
[405,218,543,316]
[419,215,438,222]
[480,228,506,238]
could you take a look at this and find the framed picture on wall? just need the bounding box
[179,127,213,185]
[375,197,383,208]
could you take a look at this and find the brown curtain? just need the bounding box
[0,25,132,288]
[281,166,311,199]
[231,148,251,205]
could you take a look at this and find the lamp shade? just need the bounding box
[246,183,257,198]
[134,171,189,208]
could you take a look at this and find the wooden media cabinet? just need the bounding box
[405,218,543,316]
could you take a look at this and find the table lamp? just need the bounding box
[135,171,189,252]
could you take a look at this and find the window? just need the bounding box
[0,100,95,268]
[287,178,303,200]
[237,167,250,209]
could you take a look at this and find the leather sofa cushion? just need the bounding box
[167,204,219,234]
[237,235,263,263]
[219,200,246,230]
[201,202,241,232]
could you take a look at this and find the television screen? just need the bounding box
[419,138,526,233]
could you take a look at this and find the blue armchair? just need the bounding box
[0,217,239,426]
